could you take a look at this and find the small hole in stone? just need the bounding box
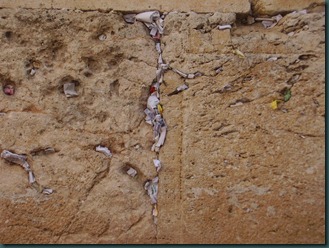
[83,71,92,77]
[3,84,15,96]
[4,31,12,39]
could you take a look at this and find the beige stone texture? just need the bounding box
[0,0,251,14]
[0,1,325,245]
[251,0,325,15]
[159,10,325,244]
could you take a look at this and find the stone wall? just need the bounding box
[0,0,323,14]
[0,0,325,244]
[0,0,250,13]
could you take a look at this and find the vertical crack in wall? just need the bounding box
[133,11,205,243]
[0,3,325,244]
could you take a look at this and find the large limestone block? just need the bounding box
[251,0,325,15]
[0,0,250,14]
[0,0,52,8]
[186,29,232,54]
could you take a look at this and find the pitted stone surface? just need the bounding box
[251,0,324,15]
[0,4,325,245]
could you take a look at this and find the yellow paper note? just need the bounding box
[157,104,163,114]
[153,204,158,216]
[233,49,245,58]
[271,100,278,109]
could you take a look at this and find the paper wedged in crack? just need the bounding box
[154,127,166,151]
[123,14,136,24]
[135,11,160,23]
[42,188,54,195]
[127,167,137,177]
[152,204,158,216]
[177,84,188,91]
[63,82,78,98]
[1,150,53,194]
[147,94,160,110]
[28,171,36,184]
[144,177,159,204]
[1,150,27,166]
[172,68,187,78]
[22,161,31,172]
[218,24,232,30]
[30,147,56,156]
[155,42,162,53]
[96,145,113,158]
[144,108,156,124]
[168,84,189,96]
[153,159,162,172]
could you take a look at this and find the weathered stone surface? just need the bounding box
[0,0,52,9]
[0,4,325,245]
[0,0,250,14]
[0,9,158,244]
[251,0,325,15]
[159,9,325,244]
